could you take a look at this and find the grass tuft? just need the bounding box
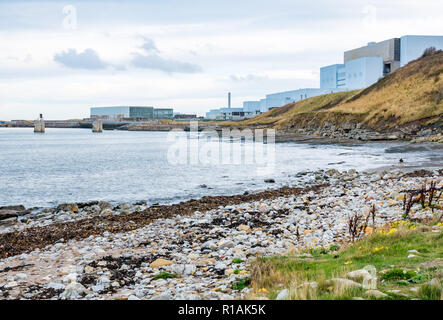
[249,226,442,300]
[152,272,178,281]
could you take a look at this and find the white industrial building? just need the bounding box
[321,56,385,90]
[205,35,443,120]
[240,35,443,115]
[264,88,342,110]
[90,106,173,120]
[242,101,261,113]
[321,35,443,90]
[400,35,443,66]
[206,92,261,120]
[205,108,258,121]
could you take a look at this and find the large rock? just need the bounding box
[218,240,235,249]
[61,282,88,299]
[365,290,388,298]
[172,264,196,276]
[150,258,174,268]
[346,269,371,282]
[0,210,19,220]
[0,217,17,226]
[98,201,112,210]
[202,241,217,250]
[195,258,216,266]
[0,205,25,211]
[56,203,79,213]
[214,262,227,271]
[238,225,251,232]
[327,278,362,289]
[276,289,289,300]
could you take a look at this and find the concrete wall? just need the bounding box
[265,88,341,110]
[243,101,261,112]
[400,35,443,66]
[320,64,345,89]
[345,56,383,90]
[259,99,267,113]
[344,38,397,64]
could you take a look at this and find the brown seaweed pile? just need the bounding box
[0,184,326,259]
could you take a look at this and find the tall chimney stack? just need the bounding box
[228,92,231,109]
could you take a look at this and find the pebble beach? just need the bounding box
[0,168,441,300]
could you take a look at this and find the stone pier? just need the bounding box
[92,120,103,133]
[34,114,45,133]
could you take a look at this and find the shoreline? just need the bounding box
[1,158,441,210]
[0,184,325,259]
[0,167,441,300]
[2,125,442,145]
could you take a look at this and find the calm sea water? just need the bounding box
[0,128,441,208]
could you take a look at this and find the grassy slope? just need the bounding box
[236,51,443,131]
[250,225,443,300]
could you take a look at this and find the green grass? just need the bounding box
[419,284,442,300]
[380,269,417,281]
[152,272,178,281]
[232,277,251,291]
[251,227,442,300]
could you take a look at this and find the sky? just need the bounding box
[0,0,442,120]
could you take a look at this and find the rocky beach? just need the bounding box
[0,167,441,300]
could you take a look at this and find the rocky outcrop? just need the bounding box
[0,206,30,223]
[277,112,443,142]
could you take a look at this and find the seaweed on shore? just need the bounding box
[0,184,326,259]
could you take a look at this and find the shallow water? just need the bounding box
[0,128,440,207]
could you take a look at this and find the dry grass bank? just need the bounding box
[232,51,443,132]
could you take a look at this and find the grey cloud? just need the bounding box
[131,38,202,74]
[54,48,108,70]
[140,37,159,53]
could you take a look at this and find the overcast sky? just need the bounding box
[1,0,442,120]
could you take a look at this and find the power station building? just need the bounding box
[241,35,443,114]
[153,108,174,119]
[321,35,443,90]
[264,88,341,110]
[90,106,173,120]
[205,92,262,120]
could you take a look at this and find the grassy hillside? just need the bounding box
[236,51,443,132]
